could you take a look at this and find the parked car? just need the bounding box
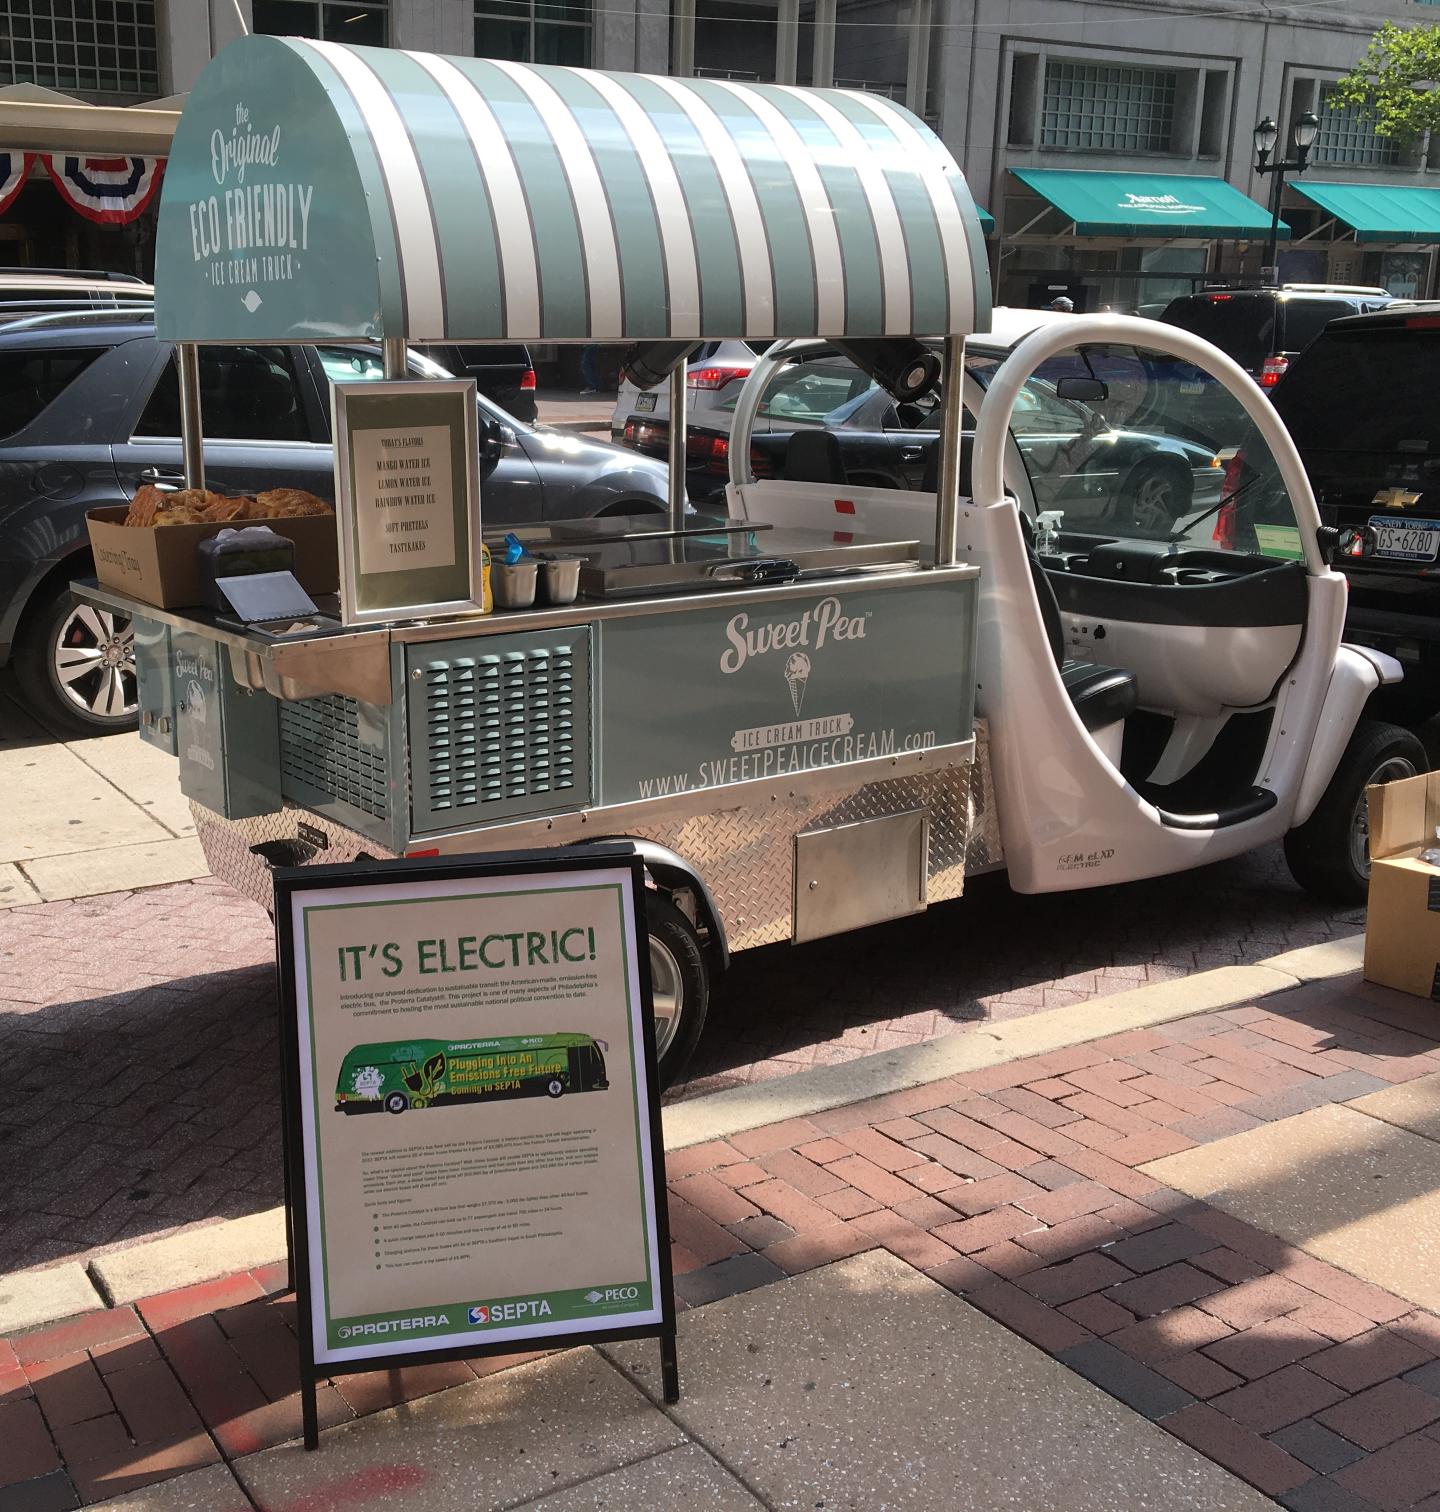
[1220,302,1440,715]
[0,315,670,736]
[610,339,766,442]
[1159,284,1394,389]
[0,268,152,322]
[414,342,538,423]
[631,344,1222,532]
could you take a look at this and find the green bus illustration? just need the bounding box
[335,1034,609,1115]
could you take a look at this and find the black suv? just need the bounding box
[0,313,669,736]
[1264,302,1440,713]
[1160,285,1394,389]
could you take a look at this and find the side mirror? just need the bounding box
[1055,376,1108,402]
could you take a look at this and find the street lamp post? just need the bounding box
[1253,111,1320,285]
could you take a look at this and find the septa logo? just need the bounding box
[467,1305,489,1325]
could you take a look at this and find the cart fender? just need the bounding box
[581,839,730,969]
[1292,645,1397,826]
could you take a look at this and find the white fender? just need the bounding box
[1291,645,1399,826]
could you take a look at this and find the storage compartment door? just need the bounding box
[793,809,929,943]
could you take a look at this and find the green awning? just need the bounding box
[1292,181,1440,243]
[1010,168,1287,240]
[154,35,990,343]
[976,204,995,235]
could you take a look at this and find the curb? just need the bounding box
[0,933,1365,1337]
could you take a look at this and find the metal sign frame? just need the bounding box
[274,843,678,1450]
[332,377,484,627]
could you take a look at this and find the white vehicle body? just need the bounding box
[725,313,1407,895]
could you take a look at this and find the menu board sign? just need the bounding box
[332,380,482,625]
[275,848,676,1446]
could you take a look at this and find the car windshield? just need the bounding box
[718,360,874,422]
[1272,326,1440,455]
[967,341,1303,559]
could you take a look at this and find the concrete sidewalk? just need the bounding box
[0,680,206,908]
[8,942,1440,1509]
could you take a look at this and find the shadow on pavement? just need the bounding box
[0,960,282,1274]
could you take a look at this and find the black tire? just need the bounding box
[1284,720,1427,904]
[384,1092,409,1114]
[13,582,138,737]
[546,1078,565,1098]
[1114,460,1191,533]
[646,891,710,1089]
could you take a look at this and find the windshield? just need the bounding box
[718,360,875,422]
[968,341,1304,560]
[1272,327,1440,455]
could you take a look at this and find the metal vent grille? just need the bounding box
[279,695,389,820]
[409,629,592,832]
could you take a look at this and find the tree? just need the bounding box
[1334,22,1440,141]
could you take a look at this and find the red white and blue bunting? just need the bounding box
[0,151,32,216]
[43,155,164,225]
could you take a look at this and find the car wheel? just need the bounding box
[647,892,710,1089]
[546,1078,565,1098]
[1115,462,1190,534]
[14,585,138,737]
[1283,720,1426,904]
[384,1092,409,1114]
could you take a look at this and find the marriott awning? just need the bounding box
[1010,168,1286,240]
[1291,181,1440,243]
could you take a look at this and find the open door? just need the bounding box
[965,315,1357,892]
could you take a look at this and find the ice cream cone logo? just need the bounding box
[784,652,811,715]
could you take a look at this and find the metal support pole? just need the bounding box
[177,342,204,491]
[1265,168,1284,283]
[932,336,965,567]
[382,338,408,380]
[668,360,688,533]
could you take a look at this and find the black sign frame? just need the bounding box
[273,843,678,1450]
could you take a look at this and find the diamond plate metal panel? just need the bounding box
[195,727,1004,947]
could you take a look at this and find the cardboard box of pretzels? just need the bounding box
[87,486,339,609]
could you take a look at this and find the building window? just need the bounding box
[1040,59,1177,153]
[252,0,388,47]
[0,0,159,97]
[1314,82,1400,167]
[475,0,591,66]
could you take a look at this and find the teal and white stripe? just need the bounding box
[155,36,988,343]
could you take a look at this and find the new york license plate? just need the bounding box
[635,393,656,412]
[1369,514,1440,562]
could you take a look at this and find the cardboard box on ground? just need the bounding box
[1365,770,1440,999]
[87,506,339,608]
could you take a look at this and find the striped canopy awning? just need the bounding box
[154,36,989,344]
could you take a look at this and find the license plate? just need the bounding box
[1369,514,1440,562]
[635,393,656,412]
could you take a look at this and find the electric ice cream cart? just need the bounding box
[73,36,1417,1086]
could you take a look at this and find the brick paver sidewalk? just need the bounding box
[5,969,1440,1509]
[0,848,1357,1274]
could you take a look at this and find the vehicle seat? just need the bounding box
[784,429,847,484]
[1021,514,1139,757]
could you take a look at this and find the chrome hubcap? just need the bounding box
[649,936,684,1062]
[52,604,137,721]
[1133,474,1175,531]
[1351,755,1419,880]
